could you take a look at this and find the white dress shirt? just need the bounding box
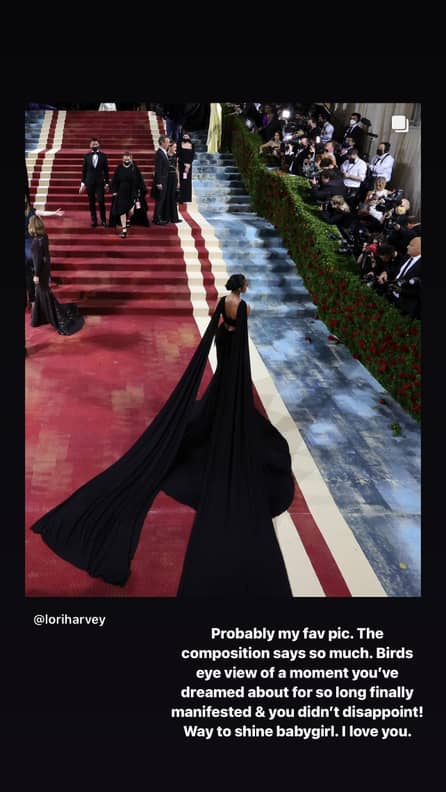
[92,153,98,168]
[370,153,394,183]
[320,121,334,143]
[396,255,421,280]
[392,255,421,298]
[341,157,367,187]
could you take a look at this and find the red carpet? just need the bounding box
[30,111,193,317]
[26,313,216,596]
[26,111,207,596]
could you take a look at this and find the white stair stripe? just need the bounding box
[33,153,58,209]
[37,110,53,149]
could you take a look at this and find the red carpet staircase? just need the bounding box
[29,111,192,316]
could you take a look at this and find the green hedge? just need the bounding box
[223,112,421,421]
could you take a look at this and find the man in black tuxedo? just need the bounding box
[152,135,170,225]
[343,113,364,155]
[79,138,110,226]
[378,236,422,319]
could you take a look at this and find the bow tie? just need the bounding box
[92,151,99,155]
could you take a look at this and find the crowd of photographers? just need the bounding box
[228,102,421,321]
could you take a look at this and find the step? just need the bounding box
[194,186,247,196]
[72,299,206,317]
[54,284,192,301]
[56,148,154,155]
[49,242,186,256]
[40,158,155,165]
[38,175,155,182]
[48,238,218,251]
[45,226,180,237]
[47,161,155,168]
[51,258,190,271]
[51,270,190,286]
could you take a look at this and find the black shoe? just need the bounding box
[91,221,97,227]
[176,219,183,223]
[101,221,107,227]
[158,220,168,225]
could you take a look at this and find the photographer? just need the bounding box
[307,117,321,142]
[289,136,312,176]
[341,148,368,207]
[369,142,394,185]
[244,102,263,130]
[377,237,421,319]
[360,177,391,223]
[258,105,282,142]
[319,113,334,144]
[311,169,346,201]
[359,243,400,286]
[320,195,355,231]
[387,210,421,254]
[384,198,412,252]
[321,140,340,167]
[339,135,356,166]
[259,130,282,162]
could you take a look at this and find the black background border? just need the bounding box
[4,63,441,772]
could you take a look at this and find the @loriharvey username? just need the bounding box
[33,614,107,626]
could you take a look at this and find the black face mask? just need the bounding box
[348,157,356,163]
[377,150,385,157]
[92,146,99,152]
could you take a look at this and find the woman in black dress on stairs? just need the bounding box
[178,132,195,203]
[31,274,294,596]
[29,216,84,335]
[109,152,149,237]
[25,194,64,310]
[161,141,181,223]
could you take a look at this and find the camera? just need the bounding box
[375,188,405,215]
[361,272,376,287]
[338,226,372,258]
[338,240,355,254]
[282,121,298,137]
[360,249,375,274]
[389,276,420,293]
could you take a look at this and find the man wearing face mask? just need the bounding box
[370,142,394,185]
[341,148,367,205]
[343,112,364,155]
[79,138,110,227]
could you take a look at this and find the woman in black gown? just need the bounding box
[29,216,85,335]
[31,274,294,596]
[161,141,181,223]
[109,152,149,237]
[25,195,64,310]
[178,132,195,203]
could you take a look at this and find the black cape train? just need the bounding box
[32,298,295,596]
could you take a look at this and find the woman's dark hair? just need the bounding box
[225,274,246,291]
[376,244,395,258]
